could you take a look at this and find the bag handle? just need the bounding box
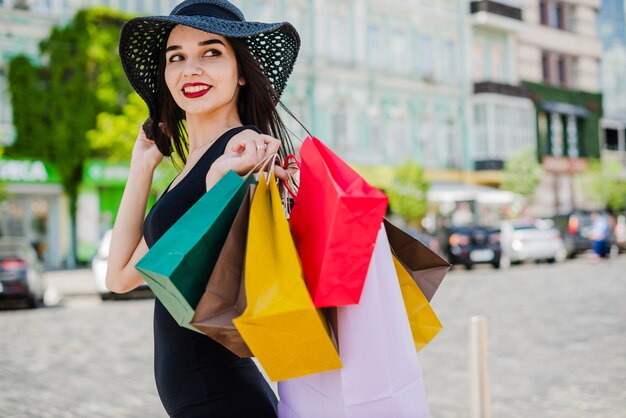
[243,153,280,181]
[281,153,301,199]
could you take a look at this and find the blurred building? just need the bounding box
[0,0,173,268]
[518,0,603,215]
[0,0,609,265]
[467,1,535,184]
[598,0,626,178]
[273,0,468,173]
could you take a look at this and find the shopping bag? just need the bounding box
[384,219,450,302]
[233,172,342,381]
[289,137,388,307]
[189,185,255,357]
[136,170,255,332]
[278,225,429,418]
[393,255,443,352]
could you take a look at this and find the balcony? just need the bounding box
[470,1,523,32]
[473,82,531,98]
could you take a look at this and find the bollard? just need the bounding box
[469,316,491,418]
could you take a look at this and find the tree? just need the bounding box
[501,147,543,198]
[7,8,133,265]
[386,160,430,226]
[87,92,145,161]
[579,159,626,212]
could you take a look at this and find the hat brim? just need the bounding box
[119,14,300,116]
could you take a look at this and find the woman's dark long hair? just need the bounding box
[145,33,298,166]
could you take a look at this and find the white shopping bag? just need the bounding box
[278,224,430,418]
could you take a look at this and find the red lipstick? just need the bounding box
[182,83,211,98]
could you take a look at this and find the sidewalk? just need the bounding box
[44,268,97,298]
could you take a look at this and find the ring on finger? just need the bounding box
[256,144,268,150]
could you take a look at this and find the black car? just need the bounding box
[443,225,501,269]
[552,210,593,258]
[0,238,46,308]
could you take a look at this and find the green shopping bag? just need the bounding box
[136,170,255,332]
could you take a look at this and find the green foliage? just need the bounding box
[501,147,543,198]
[387,160,430,225]
[579,159,626,211]
[87,92,146,161]
[7,7,133,263]
[7,56,51,158]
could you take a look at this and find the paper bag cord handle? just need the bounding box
[284,153,301,170]
[244,153,281,181]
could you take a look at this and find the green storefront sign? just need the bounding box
[0,158,62,183]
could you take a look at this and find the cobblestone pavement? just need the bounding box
[0,255,624,417]
[420,254,626,418]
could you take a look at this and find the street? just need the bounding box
[0,255,625,418]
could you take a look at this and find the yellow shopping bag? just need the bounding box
[392,255,443,352]
[233,172,342,381]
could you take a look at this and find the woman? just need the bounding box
[106,0,300,415]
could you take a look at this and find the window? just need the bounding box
[542,52,550,83]
[367,23,384,69]
[550,112,564,156]
[557,56,567,86]
[566,115,579,158]
[332,103,348,150]
[555,3,564,29]
[420,35,433,80]
[390,25,409,73]
[472,42,483,81]
[540,1,572,31]
[491,42,503,82]
[444,40,456,81]
[604,129,619,151]
[543,51,573,87]
[327,5,351,63]
[540,0,548,25]
[445,119,460,168]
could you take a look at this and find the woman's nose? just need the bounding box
[182,57,203,77]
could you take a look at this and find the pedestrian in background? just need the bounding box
[590,210,610,261]
[104,0,300,415]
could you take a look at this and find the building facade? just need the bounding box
[468,0,536,186]
[598,0,626,179]
[518,0,603,215]
[0,0,174,267]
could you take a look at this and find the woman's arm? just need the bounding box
[106,126,164,293]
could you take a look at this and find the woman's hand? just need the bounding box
[131,125,165,170]
[206,133,288,190]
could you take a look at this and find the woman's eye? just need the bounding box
[168,54,183,63]
[204,49,221,57]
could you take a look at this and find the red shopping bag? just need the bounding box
[289,137,388,307]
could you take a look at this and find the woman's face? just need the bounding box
[164,25,242,117]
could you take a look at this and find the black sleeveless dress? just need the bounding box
[143,126,277,418]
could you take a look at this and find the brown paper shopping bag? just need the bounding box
[190,186,255,357]
[383,219,450,301]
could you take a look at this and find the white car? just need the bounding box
[500,220,567,267]
[92,230,152,300]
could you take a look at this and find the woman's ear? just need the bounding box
[238,77,246,86]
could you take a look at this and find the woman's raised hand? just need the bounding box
[207,133,287,190]
[131,125,165,170]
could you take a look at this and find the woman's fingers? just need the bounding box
[260,134,281,156]
[273,165,288,181]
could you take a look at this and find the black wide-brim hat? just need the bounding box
[119,0,300,117]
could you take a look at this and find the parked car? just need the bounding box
[551,210,594,258]
[443,225,501,269]
[499,220,567,267]
[0,237,46,308]
[92,230,152,300]
[404,228,444,257]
